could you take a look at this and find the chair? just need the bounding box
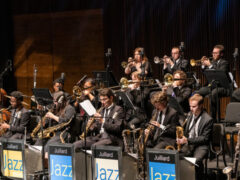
[208,123,227,179]
[221,102,240,162]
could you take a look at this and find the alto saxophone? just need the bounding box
[31,108,54,139]
[38,114,74,139]
[79,106,104,140]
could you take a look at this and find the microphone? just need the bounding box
[179,42,185,52]
[61,72,65,82]
[8,59,13,71]
[76,75,87,86]
[105,48,112,57]
[233,48,239,58]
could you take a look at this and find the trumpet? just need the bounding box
[190,56,213,67]
[154,56,172,64]
[121,57,137,68]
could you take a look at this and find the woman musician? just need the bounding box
[124,47,152,78]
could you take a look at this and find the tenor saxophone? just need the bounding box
[79,106,104,140]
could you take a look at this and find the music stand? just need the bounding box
[32,88,53,179]
[32,88,53,106]
[204,70,231,122]
[93,71,118,87]
[116,91,136,111]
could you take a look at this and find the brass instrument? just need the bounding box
[163,73,174,86]
[176,126,184,151]
[0,106,11,136]
[121,58,137,68]
[72,85,82,100]
[31,108,54,138]
[165,145,175,150]
[190,59,202,67]
[122,129,132,153]
[38,114,74,139]
[153,56,171,64]
[79,106,104,140]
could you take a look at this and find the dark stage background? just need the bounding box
[0,0,240,115]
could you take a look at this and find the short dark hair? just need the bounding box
[10,91,23,101]
[98,88,114,98]
[53,78,64,85]
[84,78,96,86]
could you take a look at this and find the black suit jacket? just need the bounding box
[163,58,189,75]
[184,110,213,149]
[202,58,229,72]
[151,106,179,145]
[97,104,125,139]
[4,107,30,138]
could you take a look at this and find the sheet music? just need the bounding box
[184,157,198,167]
[80,100,96,116]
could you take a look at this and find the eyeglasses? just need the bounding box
[99,98,109,102]
[9,100,17,103]
[212,52,220,55]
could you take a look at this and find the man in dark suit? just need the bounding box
[163,46,189,75]
[74,88,125,151]
[1,91,30,139]
[196,44,232,120]
[177,94,213,180]
[164,70,192,113]
[146,91,179,149]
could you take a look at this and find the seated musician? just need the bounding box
[231,88,240,102]
[176,94,213,180]
[146,91,179,149]
[163,70,192,113]
[33,91,76,148]
[124,47,152,78]
[1,91,30,139]
[74,88,125,151]
[125,71,149,129]
[163,46,188,75]
[195,44,232,120]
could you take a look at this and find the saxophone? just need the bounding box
[31,108,54,138]
[38,114,74,139]
[79,106,104,140]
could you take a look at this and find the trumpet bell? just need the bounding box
[164,73,173,86]
[190,59,201,67]
[121,61,128,68]
[120,77,129,89]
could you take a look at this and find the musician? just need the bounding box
[196,44,231,120]
[177,94,213,180]
[125,71,149,129]
[163,70,192,113]
[74,88,125,151]
[1,91,30,139]
[163,46,188,75]
[231,88,240,102]
[124,47,152,78]
[0,88,8,109]
[146,91,179,149]
[34,91,75,148]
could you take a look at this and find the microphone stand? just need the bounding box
[0,59,12,90]
[105,48,112,87]
[233,49,239,85]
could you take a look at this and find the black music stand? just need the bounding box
[116,91,136,111]
[32,88,53,106]
[204,70,231,122]
[93,71,118,87]
[32,88,53,179]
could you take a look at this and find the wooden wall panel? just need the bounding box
[13,9,104,102]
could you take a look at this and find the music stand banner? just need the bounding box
[1,138,25,179]
[92,146,122,180]
[147,149,180,180]
[48,144,74,180]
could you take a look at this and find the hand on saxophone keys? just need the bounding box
[93,112,103,123]
[176,136,188,145]
[0,122,10,129]
[45,112,59,122]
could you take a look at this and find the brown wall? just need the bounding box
[13,9,104,102]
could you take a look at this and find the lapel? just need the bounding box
[162,106,170,126]
[184,112,193,136]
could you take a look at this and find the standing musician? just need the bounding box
[196,44,231,120]
[163,46,189,75]
[74,88,125,151]
[176,94,213,180]
[125,71,149,129]
[1,91,30,139]
[146,91,179,149]
[124,47,152,78]
[163,70,192,113]
[33,91,76,148]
